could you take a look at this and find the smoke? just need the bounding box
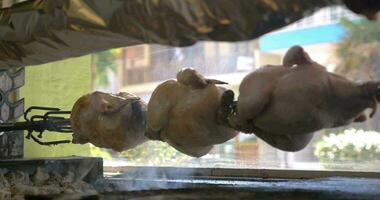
[97,167,199,192]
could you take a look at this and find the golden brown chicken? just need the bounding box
[146,68,238,157]
[70,91,148,151]
[231,46,379,151]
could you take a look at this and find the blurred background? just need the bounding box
[10,2,380,172]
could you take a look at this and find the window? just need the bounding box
[281,6,358,32]
[20,5,380,178]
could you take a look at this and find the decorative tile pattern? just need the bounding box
[0,67,24,159]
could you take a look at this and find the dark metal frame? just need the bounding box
[0,106,73,146]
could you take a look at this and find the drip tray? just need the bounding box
[25,185,379,200]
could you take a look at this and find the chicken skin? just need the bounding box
[232,46,379,151]
[70,91,148,151]
[146,68,238,157]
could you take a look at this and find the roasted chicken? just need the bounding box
[70,91,148,151]
[231,46,380,151]
[146,68,238,157]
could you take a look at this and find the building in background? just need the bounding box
[116,41,258,102]
[259,6,358,71]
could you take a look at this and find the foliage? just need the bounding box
[89,145,113,159]
[120,141,191,166]
[335,17,380,75]
[314,129,380,170]
[93,48,121,87]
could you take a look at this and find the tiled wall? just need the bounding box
[0,68,24,158]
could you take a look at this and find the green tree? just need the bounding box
[335,17,380,131]
[93,49,120,87]
[335,18,380,76]
[314,129,380,170]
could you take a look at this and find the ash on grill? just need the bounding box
[0,167,97,199]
